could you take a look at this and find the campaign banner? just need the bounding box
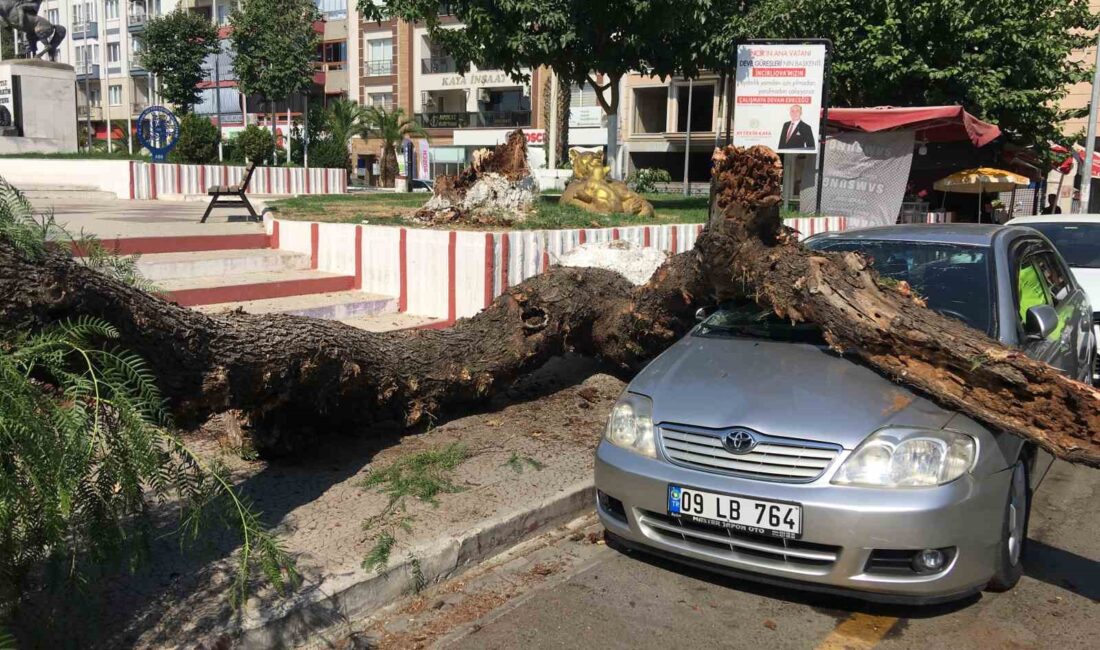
[0,68,17,131]
[734,44,826,154]
[417,139,431,179]
[799,131,915,227]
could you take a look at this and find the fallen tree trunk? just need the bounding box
[2,146,1098,465]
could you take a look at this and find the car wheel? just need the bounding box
[986,460,1030,592]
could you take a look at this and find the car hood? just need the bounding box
[628,333,957,450]
[1071,267,1100,313]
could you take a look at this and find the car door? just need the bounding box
[1009,238,1090,378]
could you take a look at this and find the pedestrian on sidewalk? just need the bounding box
[1040,193,1063,215]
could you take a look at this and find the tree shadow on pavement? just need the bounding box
[15,354,613,648]
[1024,540,1100,602]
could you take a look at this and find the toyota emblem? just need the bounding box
[722,429,757,454]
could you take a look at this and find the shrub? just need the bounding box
[627,168,673,193]
[306,136,350,172]
[236,125,276,164]
[168,113,220,164]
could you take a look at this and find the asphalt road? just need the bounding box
[432,460,1099,650]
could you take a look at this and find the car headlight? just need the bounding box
[604,393,656,458]
[832,428,976,487]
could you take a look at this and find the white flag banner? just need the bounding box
[800,131,915,228]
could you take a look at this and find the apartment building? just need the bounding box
[622,72,724,181]
[40,0,349,151]
[349,5,608,179]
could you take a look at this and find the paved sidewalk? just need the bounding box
[33,197,269,240]
[21,356,620,648]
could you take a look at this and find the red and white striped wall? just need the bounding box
[265,215,849,323]
[129,161,346,199]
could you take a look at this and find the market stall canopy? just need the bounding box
[827,106,1002,147]
[933,168,1029,193]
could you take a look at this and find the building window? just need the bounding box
[321,41,347,64]
[109,85,122,106]
[367,93,394,110]
[365,37,393,76]
[132,37,142,54]
[88,87,101,107]
[105,0,119,20]
[47,8,59,24]
[675,84,715,133]
[315,0,347,19]
[633,87,668,134]
[569,83,605,128]
[107,43,121,64]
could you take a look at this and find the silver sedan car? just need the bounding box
[595,224,1093,604]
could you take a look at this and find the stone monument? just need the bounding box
[0,59,77,154]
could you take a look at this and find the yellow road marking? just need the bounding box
[815,612,899,650]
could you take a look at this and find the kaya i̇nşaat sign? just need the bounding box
[734,44,826,154]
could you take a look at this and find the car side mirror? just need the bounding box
[695,307,710,322]
[1024,304,1058,340]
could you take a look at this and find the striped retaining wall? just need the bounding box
[129,162,347,199]
[267,215,850,323]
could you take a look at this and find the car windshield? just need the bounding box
[1024,223,1100,268]
[807,239,995,336]
[697,301,827,344]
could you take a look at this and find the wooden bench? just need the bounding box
[200,162,260,223]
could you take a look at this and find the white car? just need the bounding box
[1006,214,1100,381]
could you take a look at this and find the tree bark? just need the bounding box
[2,146,1098,466]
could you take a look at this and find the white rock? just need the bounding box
[556,240,668,285]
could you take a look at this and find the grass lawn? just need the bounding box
[269,191,710,230]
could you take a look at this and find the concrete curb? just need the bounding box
[234,479,596,648]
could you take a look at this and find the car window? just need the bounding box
[806,239,995,336]
[1024,223,1100,268]
[697,300,826,345]
[1015,254,1052,324]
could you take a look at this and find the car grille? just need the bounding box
[658,425,841,482]
[638,510,840,568]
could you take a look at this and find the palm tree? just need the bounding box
[357,107,429,188]
[325,97,364,150]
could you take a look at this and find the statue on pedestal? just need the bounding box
[0,1,67,61]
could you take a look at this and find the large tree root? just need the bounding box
[2,146,1098,465]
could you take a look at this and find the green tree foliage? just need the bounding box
[236,125,277,164]
[752,0,1100,150]
[139,9,220,112]
[363,1,743,163]
[169,113,221,164]
[308,136,354,172]
[357,107,428,188]
[230,0,322,124]
[0,180,296,627]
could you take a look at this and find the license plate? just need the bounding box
[668,485,802,539]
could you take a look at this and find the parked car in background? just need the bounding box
[1006,214,1100,382]
[595,224,1093,604]
[410,179,435,193]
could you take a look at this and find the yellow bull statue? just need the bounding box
[560,149,654,219]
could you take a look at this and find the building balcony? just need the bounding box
[77,105,104,121]
[130,63,150,78]
[71,21,98,40]
[128,13,148,32]
[415,110,531,129]
[364,60,394,77]
[322,63,348,95]
[75,63,101,80]
[132,102,149,116]
[420,56,456,74]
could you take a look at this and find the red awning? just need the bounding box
[826,106,1001,147]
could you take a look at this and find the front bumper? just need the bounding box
[595,440,1009,603]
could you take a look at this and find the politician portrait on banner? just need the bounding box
[733,44,826,154]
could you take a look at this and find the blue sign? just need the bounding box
[136,106,180,162]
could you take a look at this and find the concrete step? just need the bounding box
[160,269,355,307]
[339,312,443,331]
[21,184,118,201]
[196,290,398,320]
[136,248,310,281]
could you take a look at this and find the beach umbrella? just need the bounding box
[934,168,1030,222]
